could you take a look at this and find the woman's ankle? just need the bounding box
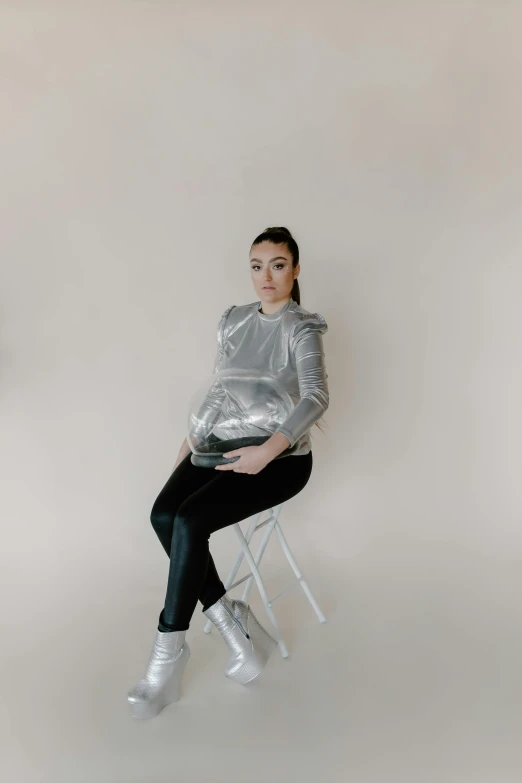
[201,591,228,613]
[158,609,189,634]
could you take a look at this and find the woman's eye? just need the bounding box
[252,264,283,271]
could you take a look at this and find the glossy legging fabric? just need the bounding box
[150,449,314,632]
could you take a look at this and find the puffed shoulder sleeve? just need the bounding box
[216,304,235,355]
[289,311,328,350]
[274,312,329,448]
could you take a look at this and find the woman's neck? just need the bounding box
[258,296,291,315]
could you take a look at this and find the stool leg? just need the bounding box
[274,521,327,623]
[234,524,289,659]
[241,510,279,604]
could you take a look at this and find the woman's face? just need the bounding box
[249,241,299,305]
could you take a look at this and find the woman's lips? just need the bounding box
[263,286,275,289]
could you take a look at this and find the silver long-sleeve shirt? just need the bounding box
[193,298,329,457]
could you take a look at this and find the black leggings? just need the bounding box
[150,449,314,632]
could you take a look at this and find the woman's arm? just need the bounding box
[222,321,329,472]
[189,344,227,439]
[273,318,329,449]
[184,305,235,452]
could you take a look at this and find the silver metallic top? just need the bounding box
[200,298,329,457]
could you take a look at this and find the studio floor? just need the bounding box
[4,549,522,783]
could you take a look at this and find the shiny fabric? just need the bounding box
[203,594,277,684]
[194,299,329,456]
[151,449,313,631]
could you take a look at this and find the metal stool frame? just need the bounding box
[203,503,326,658]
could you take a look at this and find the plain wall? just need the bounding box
[1,2,522,781]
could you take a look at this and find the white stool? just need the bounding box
[203,502,327,658]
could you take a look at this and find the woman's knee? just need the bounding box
[172,506,209,544]
[150,505,175,536]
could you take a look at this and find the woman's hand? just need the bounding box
[214,445,273,474]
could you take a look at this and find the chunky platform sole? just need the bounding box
[226,607,277,684]
[127,641,191,720]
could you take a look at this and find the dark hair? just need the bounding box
[250,226,327,438]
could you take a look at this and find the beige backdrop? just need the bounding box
[1,2,522,782]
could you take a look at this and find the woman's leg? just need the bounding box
[150,452,228,612]
[158,451,313,632]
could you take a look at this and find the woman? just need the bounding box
[127,226,329,719]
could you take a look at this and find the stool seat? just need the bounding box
[203,503,326,658]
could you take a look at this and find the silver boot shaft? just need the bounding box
[127,629,190,719]
[203,595,277,684]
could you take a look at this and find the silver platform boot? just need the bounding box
[126,628,190,719]
[203,595,277,684]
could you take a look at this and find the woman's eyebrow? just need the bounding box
[250,256,288,263]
